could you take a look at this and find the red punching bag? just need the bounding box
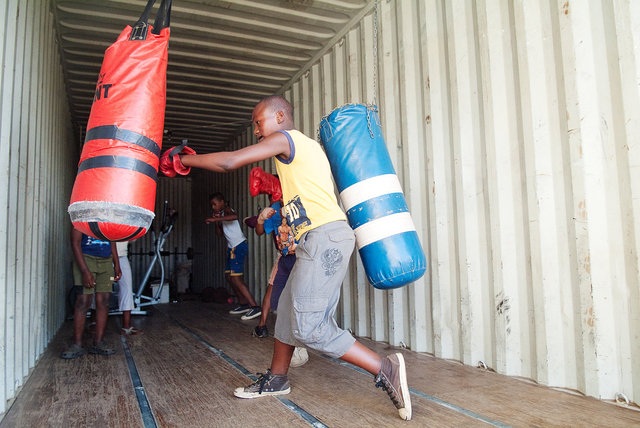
[68,0,171,241]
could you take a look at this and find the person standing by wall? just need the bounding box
[116,240,142,336]
[62,228,121,359]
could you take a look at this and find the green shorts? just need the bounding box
[72,254,114,294]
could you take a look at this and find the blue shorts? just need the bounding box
[270,253,296,310]
[225,240,248,276]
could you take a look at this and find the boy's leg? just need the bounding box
[94,291,110,344]
[225,245,247,305]
[257,254,279,327]
[73,292,92,346]
[88,291,116,356]
[258,284,272,326]
[339,336,412,421]
[226,272,249,305]
[235,242,262,321]
[339,341,382,375]
[252,284,271,337]
[276,222,411,419]
[270,339,295,374]
[275,222,356,357]
[229,275,257,306]
[117,256,138,332]
[70,258,99,347]
[62,289,91,358]
[90,259,116,354]
[233,339,294,399]
[122,310,131,330]
[226,242,258,306]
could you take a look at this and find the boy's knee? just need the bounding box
[230,275,245,287]
[74,294,92,312]
[95,292,110,307]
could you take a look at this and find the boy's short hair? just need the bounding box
[209,192,225,202]
[260,95,293,117]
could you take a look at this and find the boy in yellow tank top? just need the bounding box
[163,95,412,420]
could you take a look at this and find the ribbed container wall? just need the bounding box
[129,177,193,294]
[190,137,276,305]
[0,0,77,415]
[192,0,640,404]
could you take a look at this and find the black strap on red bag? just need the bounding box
[130,0,172,41]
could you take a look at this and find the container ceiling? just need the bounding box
[52,0,372,153]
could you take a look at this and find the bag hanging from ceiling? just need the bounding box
[68,0,171,241]
[318,104,427,289]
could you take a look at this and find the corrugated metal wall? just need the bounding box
[1,0,638,416]
[0,0,77,415]
[190,152,277,305]
[192,0,640,404]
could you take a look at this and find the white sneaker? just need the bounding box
[289,347,309,367]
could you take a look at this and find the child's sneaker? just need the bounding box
[240,306,262,320]
[229,304,251,315]
[252,325,269,338]
[375,353,412,420]
[289,347,309,367]
[234,369,291,398]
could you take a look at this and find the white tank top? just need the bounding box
[221,219,246,248]
[116,241,128,258]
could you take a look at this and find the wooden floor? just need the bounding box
[2,300,640,428]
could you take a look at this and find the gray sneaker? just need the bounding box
[234,369,291,398]
[375,353,412,420]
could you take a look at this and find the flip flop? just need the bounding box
[60,344,86,359]
[89,341,115,355]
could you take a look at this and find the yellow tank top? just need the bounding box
[274,130,346,240]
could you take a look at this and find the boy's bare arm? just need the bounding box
[111,242,122,281]
[70,228,94,288]
[180,133,290,172]
[205,207,238,223]
[70,228,89,272]
[218,206,239,221]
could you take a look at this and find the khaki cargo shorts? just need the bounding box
[72,254,114,294]
[274,221,356,358]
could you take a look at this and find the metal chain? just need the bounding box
[372,0,378,107]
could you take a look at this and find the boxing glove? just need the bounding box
[249,166,282,201]
[160,140,196,177]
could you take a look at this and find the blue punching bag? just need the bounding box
[318,104,426,289]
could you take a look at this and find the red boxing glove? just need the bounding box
[249,167,282,201]
[160,141,196,177]
[249,167,263,196]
